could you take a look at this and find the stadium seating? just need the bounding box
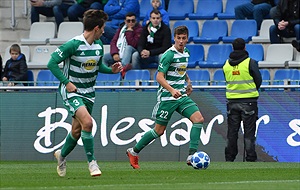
[4,45,30,63]
[246,44,264,62]
[186,44,204,68]
[211,69,226,86]
[258,44,293,68]
[198,44,232,68]
[139,0,153,20]
[20,22,56,45]
[36,70,59,86]
[259,69,271,85]
[288,50,300,68]
[188,0,223,20]
[193,20,228,44]
[95,73,121,91]
[273,69,300,91]
[252,19,274,43]
[172,20,199,43]
[26,70,34,86]
[217,0,251,20]
[27,45,59,69]
[49,22,84,45]
[222,20,257,43]
[167,0,194,20]
[123,70,151,90]
[186,70,210,90]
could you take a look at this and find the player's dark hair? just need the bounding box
[232,38,245,50]
[83,9,108,31]
[174,25,189,38]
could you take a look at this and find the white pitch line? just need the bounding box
[208,179,300,185]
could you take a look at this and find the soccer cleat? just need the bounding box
[126,148,140,169]
[186,155,193,166]
[54,149,66,177]
[88,160,102,177]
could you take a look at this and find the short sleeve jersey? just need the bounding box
[157,46,190,101]
[50,34,104,103]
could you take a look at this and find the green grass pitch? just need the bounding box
[0,161,299,190]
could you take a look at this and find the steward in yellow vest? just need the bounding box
[223,38,262,162]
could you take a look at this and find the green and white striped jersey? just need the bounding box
[50,34,104,103]
[157,46,190,102]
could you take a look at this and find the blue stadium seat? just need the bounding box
[172,20,199,43]
[193,20,228,44]
[122,70,151,91]
[36,70,59,86]
[222,20,257,43]
[186,70,210,90]
[26,70,34,86]
[188,0,223,20]
[167,0,194,20]
[246,44,264,62]
[139,0,154,20]
[273,69,300,85]
[96,73,121,91]
[198,44,232,68]
[211,69,226,86]
[186,44,204,68]
[217,0,251,20]
[259,69,271,86]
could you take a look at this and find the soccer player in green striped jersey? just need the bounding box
[127,25,205,169]
[48,9,123,177]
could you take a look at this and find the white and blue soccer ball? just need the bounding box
[191,151,210,170]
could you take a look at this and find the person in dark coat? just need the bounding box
[2,44,28,86]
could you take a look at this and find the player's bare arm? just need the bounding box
[156,71,182,98]
[185,73,193,96]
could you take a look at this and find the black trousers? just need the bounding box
[225,102,258,162]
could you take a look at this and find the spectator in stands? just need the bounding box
[142,0,169,27]
[269,0,300,43]
[68,0,107,21]
[2,44,28,86]
[103,12,142,78]
[132,9,171,69]
[101,0,140,44]
[235,0,275,30]
[30,0,74,29]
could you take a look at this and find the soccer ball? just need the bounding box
[191,151,210,170]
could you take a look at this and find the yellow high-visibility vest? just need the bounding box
[223,58,259,99]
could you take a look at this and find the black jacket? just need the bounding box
[273,0,300,32]
[3,53,28,82]
[226,50,262,102]
[137,22,172,56]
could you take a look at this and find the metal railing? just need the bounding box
[10,0,28,30]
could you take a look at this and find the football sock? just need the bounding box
[189,123,203,155]
[61,132,78,158]
[81,130,95,162]
[133,129,159,153]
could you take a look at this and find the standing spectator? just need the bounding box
[68,0,107,21]
[103,12,142,78]
[101,0,140,44]
[2,44,28,86]
[132,9,171,69]
[223,38,262,162]
[48,10,122,177]
[269,0,300,43]
[142,0,169,27]
[30,0,74,29]
[235,0,275,30]
[126,26,205,169]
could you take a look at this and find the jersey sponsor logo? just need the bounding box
[82,59,97,70]
[175,65,187,75]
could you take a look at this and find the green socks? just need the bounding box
[81,130,95,162]
[189,123,203,155]
[133,129,159,153]
[61,132,78,158]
